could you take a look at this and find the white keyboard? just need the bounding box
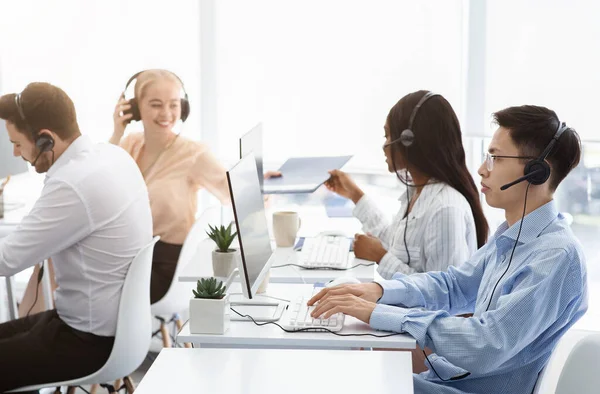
[280,289,345,332]
[298,235,351,269]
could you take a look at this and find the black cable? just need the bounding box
[25,264,44,317]
[403,153,411,266]
[271,262,375,270]
[422,334,471,381]
[484,182,531,312]
[230,307,404,337]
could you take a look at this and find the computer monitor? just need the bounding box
[239,123,264,190]
[226,152,273,299]
[0,122,28,179]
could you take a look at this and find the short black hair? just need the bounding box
[492,105,581,191]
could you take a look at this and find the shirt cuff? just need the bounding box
[369,304,409,332]
[352,194,371,223]
[376,276,410,305]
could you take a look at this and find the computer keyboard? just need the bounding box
[279,289,345,332]
[298,235,351,269]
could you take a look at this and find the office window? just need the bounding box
[212,0,465,171]
[0,0,202,144]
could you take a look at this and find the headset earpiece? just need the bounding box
[523,160,550,185]
[399,129,414,147]
[35,134,55,152]
[180,97,190,122]
[124,98,142,123]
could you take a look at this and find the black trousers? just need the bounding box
[0,309,114,393]
[150,240,183,304]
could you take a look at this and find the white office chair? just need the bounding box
[151,206,224,348]
[10,236,159,394]
[533,329,600,394]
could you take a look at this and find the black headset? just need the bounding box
[500,122,569,191]
[14,93,55,165]
[122,70,190,123]
[397,91,440,148]
[486,119,570,313]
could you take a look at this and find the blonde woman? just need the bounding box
[111,69,230,304]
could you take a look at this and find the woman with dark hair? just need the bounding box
[326,90,488,279]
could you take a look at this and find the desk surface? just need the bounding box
[178,238,376,284]
[135,348,414,394]
[177,283,415,350]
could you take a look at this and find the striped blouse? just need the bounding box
[353,181,477,278]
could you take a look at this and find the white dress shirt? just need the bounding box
[353,181,477,279]
[0,136,152,336]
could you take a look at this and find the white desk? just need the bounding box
[177,283,415,350]
[135,348,414,394]
[178,238,376,285]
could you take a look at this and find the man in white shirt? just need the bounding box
[0,82,152,392]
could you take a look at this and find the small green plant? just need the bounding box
[192,277,227,299]
[206,223,237,252]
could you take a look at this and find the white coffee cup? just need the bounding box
[273,211,301,247]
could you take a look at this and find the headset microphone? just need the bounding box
[500,168,546,191]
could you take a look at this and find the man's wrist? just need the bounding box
[372,281,384,302]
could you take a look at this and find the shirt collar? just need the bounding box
[398,180,445,218]
[45,135,92,181]
[493,200,560,246]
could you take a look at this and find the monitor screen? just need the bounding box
[226,153,273,299]
[239,123,264,190]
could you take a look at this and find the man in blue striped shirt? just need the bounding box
[309,105,587,394]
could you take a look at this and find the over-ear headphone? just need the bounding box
[122,70,190,123]
[397,91,440,147]
[14,93,55,154]
[500,121,569,190]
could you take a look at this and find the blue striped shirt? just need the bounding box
[370,200,587,394]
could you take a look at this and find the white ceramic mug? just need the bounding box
[272,211,301,247]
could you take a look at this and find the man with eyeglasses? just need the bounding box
[309,105,587,394]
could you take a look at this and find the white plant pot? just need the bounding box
[212,249,239,278]
[189,294,230,335]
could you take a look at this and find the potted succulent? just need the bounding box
[189,277,230,334]
[207,223,239,278]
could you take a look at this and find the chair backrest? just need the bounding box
[554,331,600,393]
[9,236,159,392]
[89,236,159,381]
[151,206,224,316]
[533,329,600,394]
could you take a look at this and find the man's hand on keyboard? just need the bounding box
[353,234,387,263]
[309,293,376,324]
[307,282,383,306]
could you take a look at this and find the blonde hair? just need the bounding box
[133,69,183,101]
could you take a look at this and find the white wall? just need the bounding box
[0,0,202,143]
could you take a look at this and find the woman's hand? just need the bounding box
[353,233,387,263]
[324,170,364,203]
[110,95,133,144]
